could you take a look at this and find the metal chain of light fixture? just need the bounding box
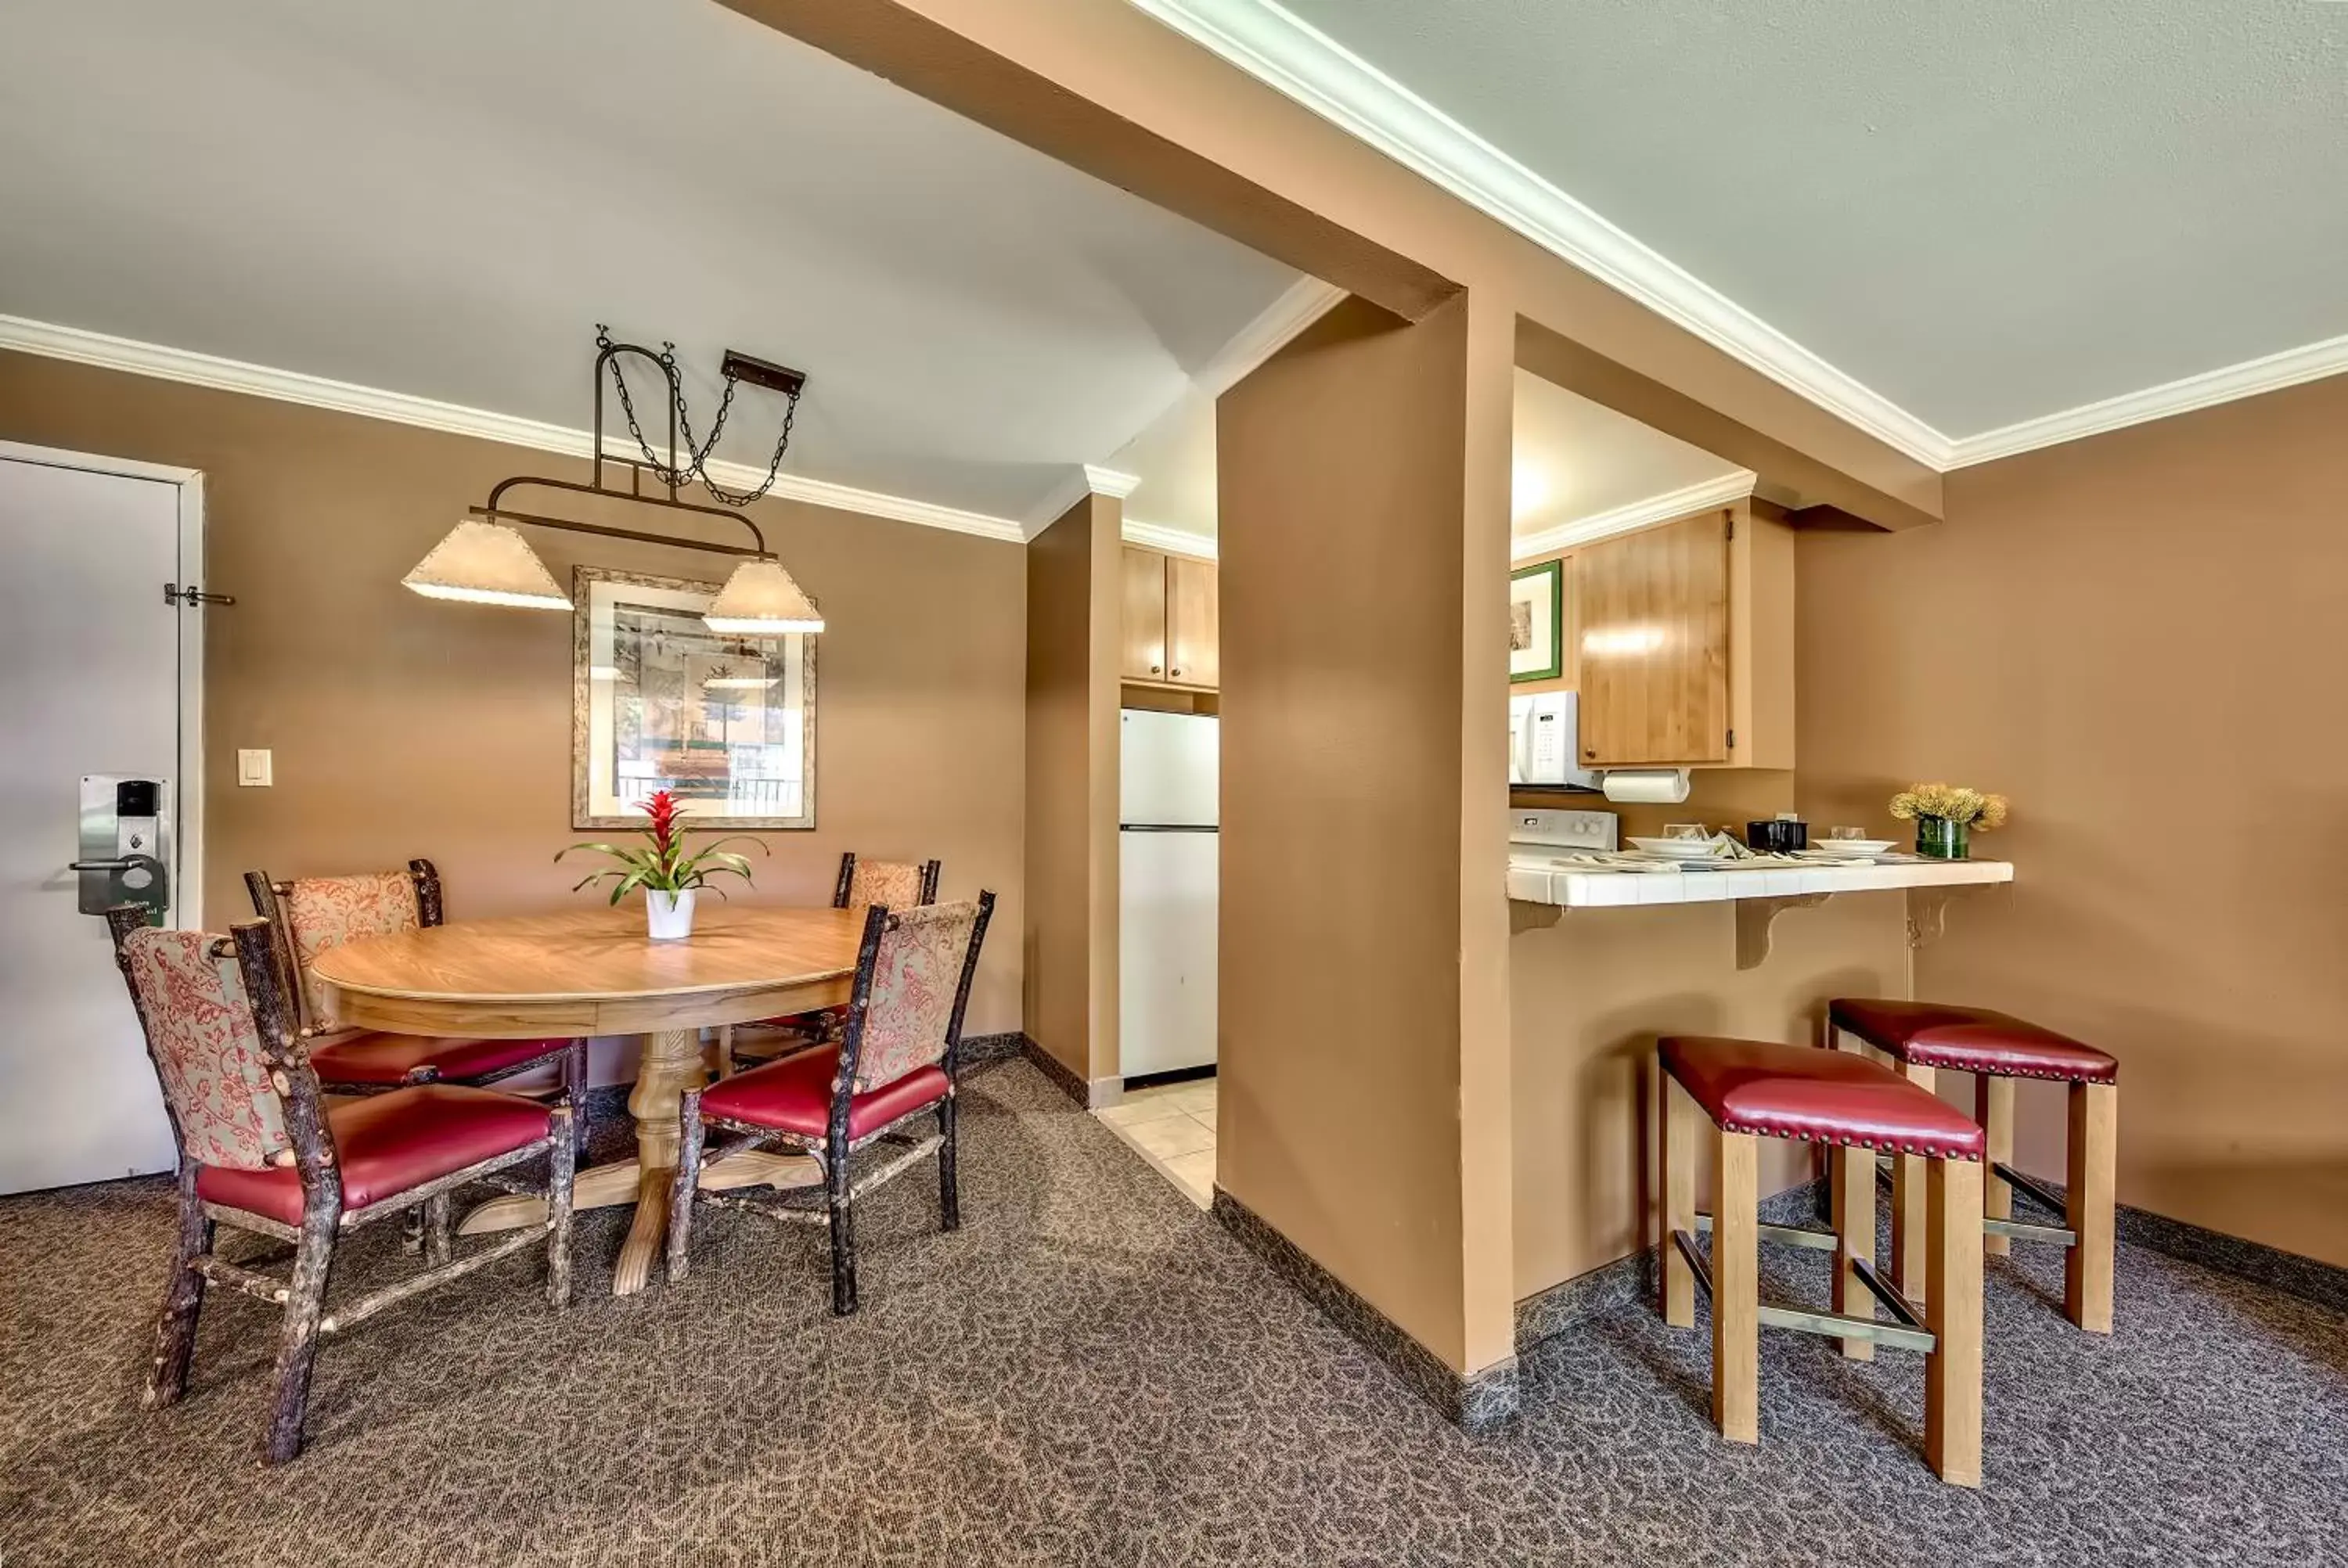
[596,323,805,508]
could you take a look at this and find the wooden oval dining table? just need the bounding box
[305,903,866,1295]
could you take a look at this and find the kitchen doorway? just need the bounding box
[0,442,206,1193]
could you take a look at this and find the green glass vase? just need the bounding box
[1915,815,1969,860]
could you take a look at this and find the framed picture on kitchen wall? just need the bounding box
[1508,559,1563,682]
[571,566,817,831]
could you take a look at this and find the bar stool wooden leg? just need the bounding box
[1712,1129,1759,1444]
[1976,1074,2014,1257]
[2066,1081,2117,1333]
[1925,1156,1983,1488]
[1890,1063,1936,1298]
[1659,1074,1696,1329]
[1831,1141,1877,1361]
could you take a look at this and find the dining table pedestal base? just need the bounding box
[455,1026,820,1292]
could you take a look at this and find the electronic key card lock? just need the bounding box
[74,774,172,926]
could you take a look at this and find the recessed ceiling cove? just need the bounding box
[0,0,1303,523]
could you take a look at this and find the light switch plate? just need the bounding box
[236,749,272,787]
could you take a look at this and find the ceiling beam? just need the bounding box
[1514,318,1940,533]
[716,0,1457,322]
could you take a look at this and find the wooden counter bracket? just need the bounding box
[1906,883,1999,949]
[1733,893,1830,970]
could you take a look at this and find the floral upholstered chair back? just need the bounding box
[283,872,420,1031]
[848,897,992,1094]
[839,854,939,912]
[118,927,290,1172]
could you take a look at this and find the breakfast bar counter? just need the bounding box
[1507,853,2013,908]
[1503,840,2018,1322]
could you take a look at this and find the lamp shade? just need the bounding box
[402,518,570,610]
[703,556,823,635]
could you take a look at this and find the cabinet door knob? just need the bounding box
[1151,664,1162,675]
[1583,747,1597,759]
[1169,667,1183,678]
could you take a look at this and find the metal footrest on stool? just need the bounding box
[1680,1221,1937,1354]
[1874,1155,2079,1247]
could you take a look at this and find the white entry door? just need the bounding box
[0,448,200,1193]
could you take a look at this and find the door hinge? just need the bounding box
[1727,728,1736,750]
[1724,512,1734,541]
[164,582,236,607]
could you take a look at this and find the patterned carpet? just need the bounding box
[2,1058,2342,1567]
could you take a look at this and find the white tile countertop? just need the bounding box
[1505,852,2014,908]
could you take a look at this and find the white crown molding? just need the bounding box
[0,314,1029,544]
[1083,463,1143,498]
[1191,275,1348,400]
[1122,517,1219,559]
[1024,463,1144,539]
[1511,470,1756,563]
[1125,0,1956,469]
[1946,329,2348,469]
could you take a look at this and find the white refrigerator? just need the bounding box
[1118,710,1219,1079]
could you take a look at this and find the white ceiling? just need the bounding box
[1115,366,1749,550]
[0,0,1303,525]
[1151,0,2348,455]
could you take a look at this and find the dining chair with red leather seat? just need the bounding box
[720,851,943,1076]
[668,890,993,1315]
[247,860,588,1154]
[105,907,576,1465]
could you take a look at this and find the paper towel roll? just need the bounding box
[1600,768,1692,805]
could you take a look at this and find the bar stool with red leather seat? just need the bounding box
[1658,1034,1988,1487]
[106,908,576,1465]
[1828,998,2118,1333]
[247,861,589,1157]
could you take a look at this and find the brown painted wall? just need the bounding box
[1219,294,1516,1373]
[1799,373,2348,1269]
[1022,493,1121,1084]
[0,351,1029,1057]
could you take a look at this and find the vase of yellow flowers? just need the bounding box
[1889,783,2008,859]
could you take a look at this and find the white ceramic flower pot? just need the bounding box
[646,887,698,940]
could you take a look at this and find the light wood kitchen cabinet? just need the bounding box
[1572,509,1731,768]
[1165,554,1219,689]
[1121,546,1170,682]
[1120,545,1219,691]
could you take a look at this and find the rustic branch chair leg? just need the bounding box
[827,1128,858,1317]
[562,1041,590,1160]
[546,1108,577,1309]
[666,1090,704,1286]
[146,1164,212,1408]
[938,1094,960,1232]
[263,1221,337,1465]
[423,1192,454,1267]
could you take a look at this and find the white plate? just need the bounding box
[1801,840,1897,857]
[1628,836,1726,859]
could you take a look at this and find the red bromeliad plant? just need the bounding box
[556,789,767,904]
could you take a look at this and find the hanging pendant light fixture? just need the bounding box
[405,326,817,626]
[402,518,571,609]
[704,555,824,635]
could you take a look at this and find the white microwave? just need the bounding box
[1509,691,1601,790]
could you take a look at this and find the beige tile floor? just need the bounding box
[1094,1077,1217,1207]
